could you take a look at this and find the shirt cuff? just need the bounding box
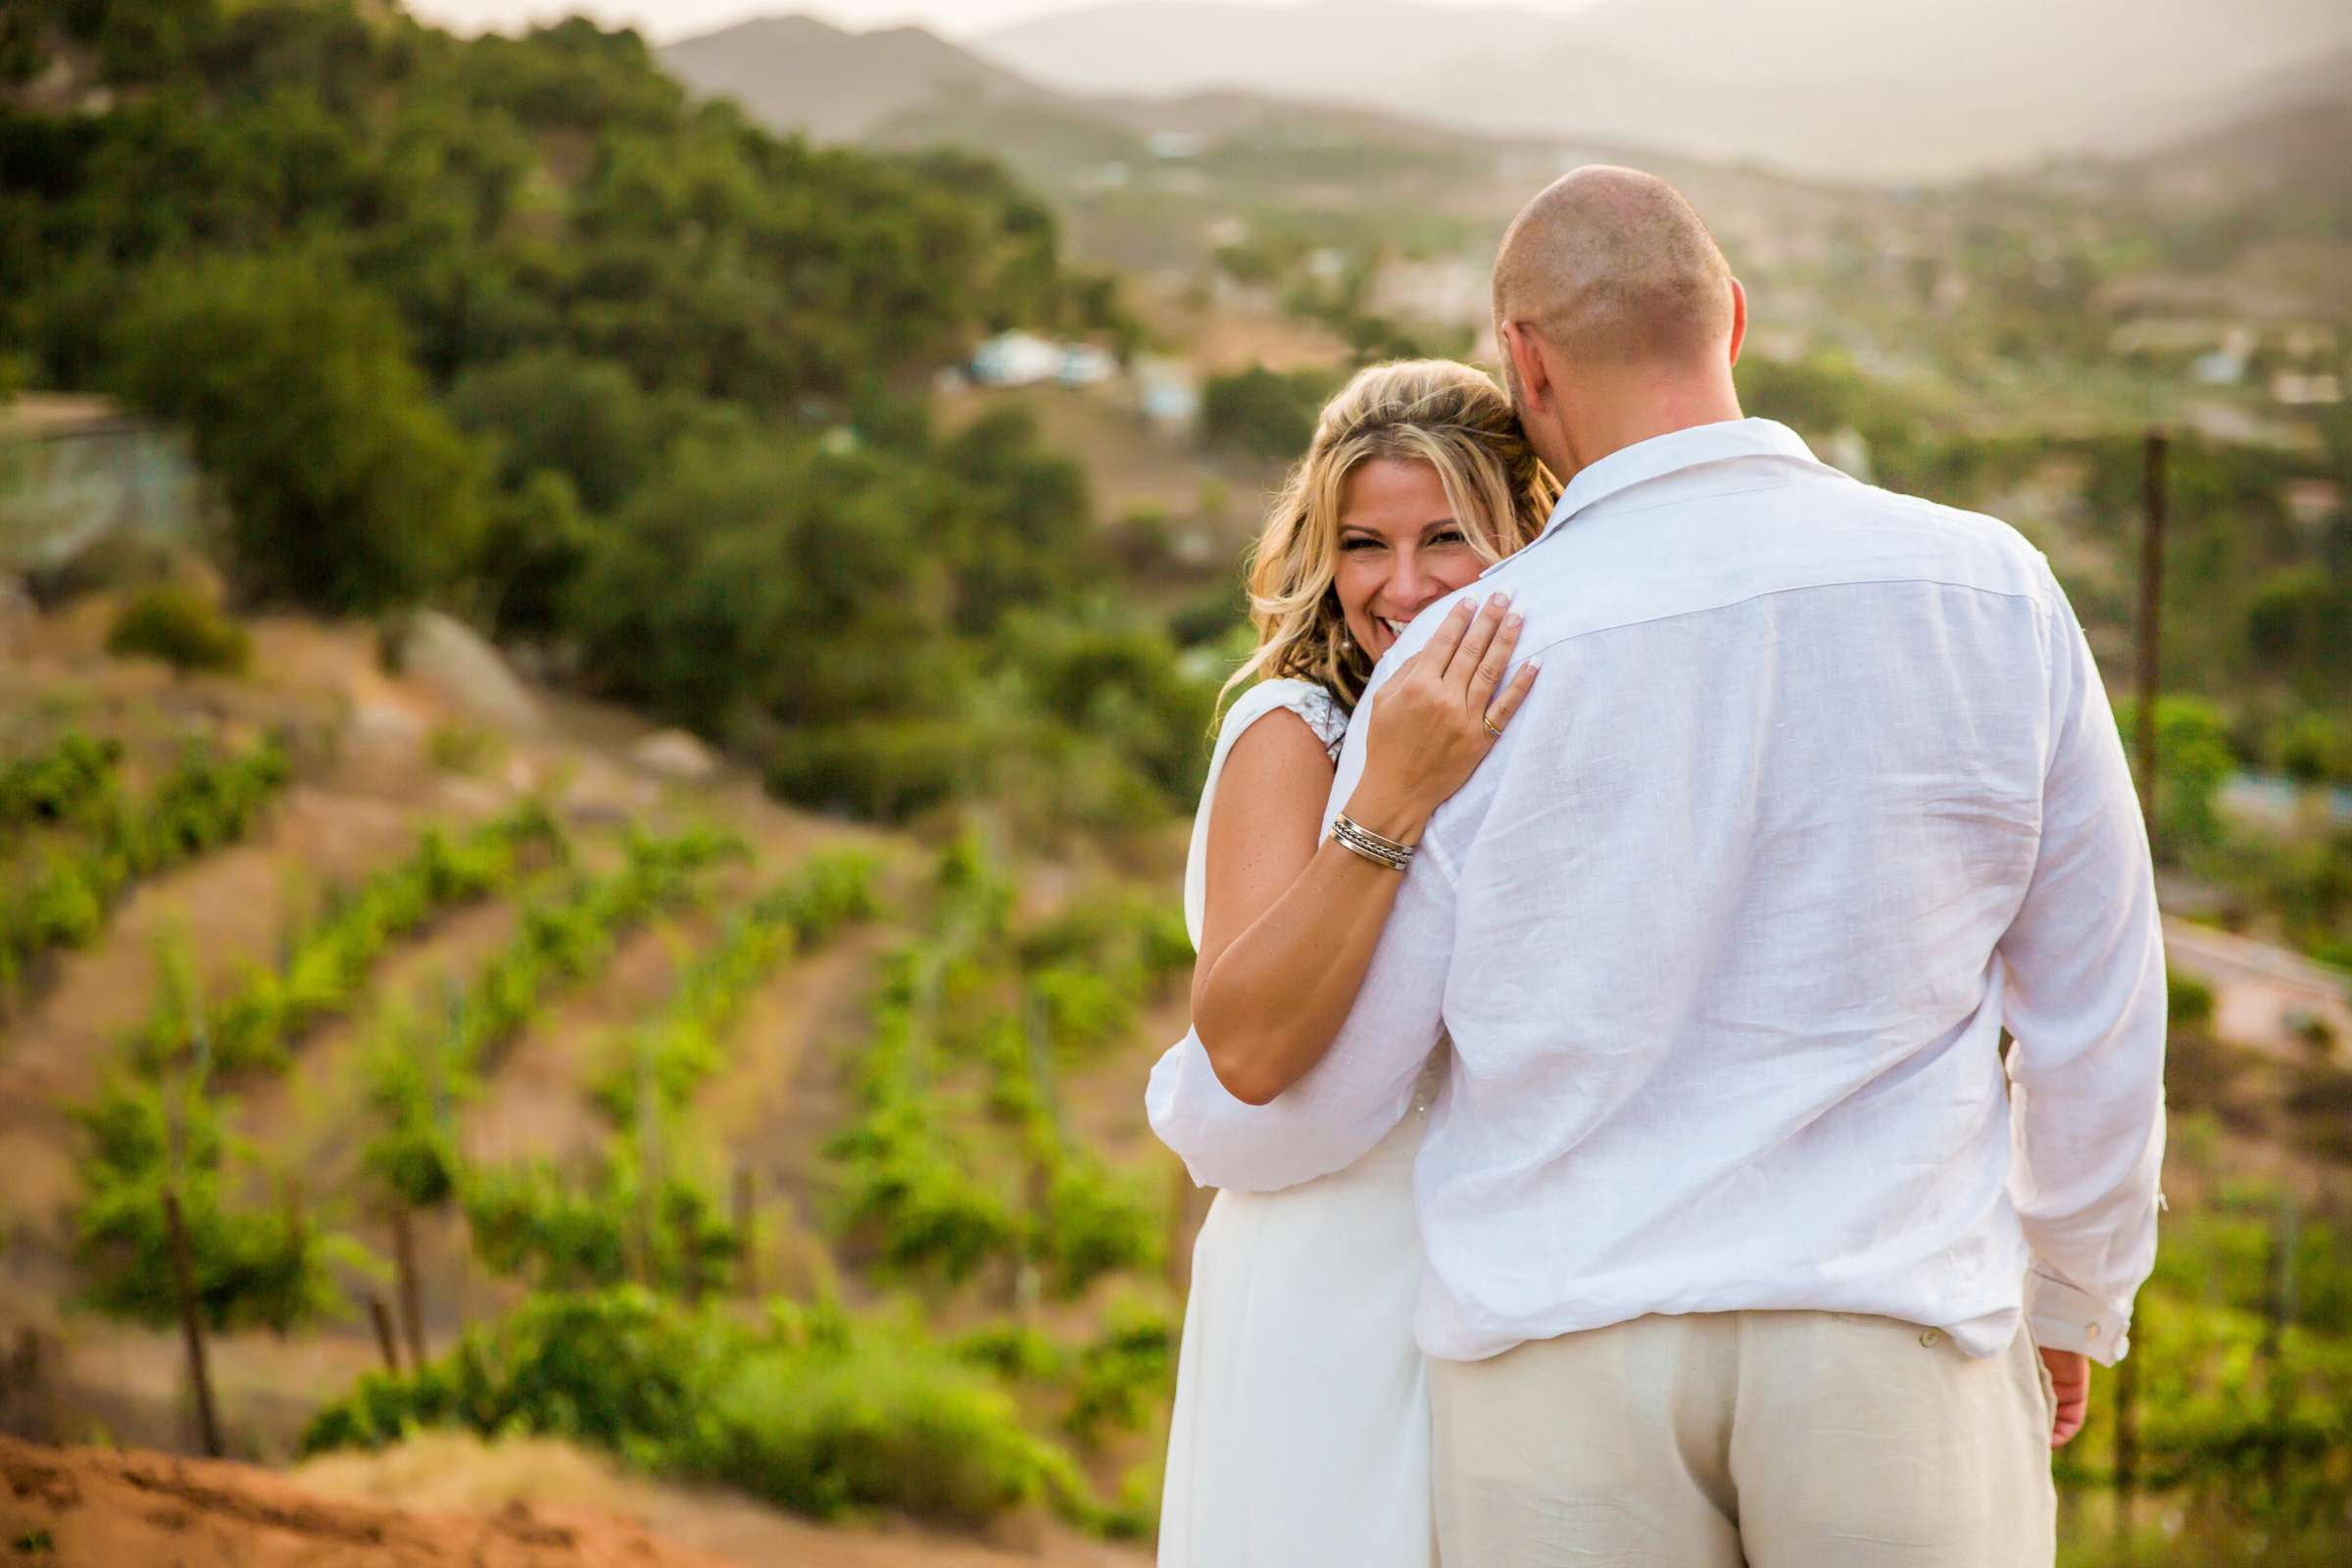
[2025,1268,2132,1366]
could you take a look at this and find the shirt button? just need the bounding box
[1918,1329,1942,1348]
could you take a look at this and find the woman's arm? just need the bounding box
[1190,593,1534,1105]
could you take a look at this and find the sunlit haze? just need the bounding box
[405,0,1606,44]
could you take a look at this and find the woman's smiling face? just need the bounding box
[1333,458,1485,662]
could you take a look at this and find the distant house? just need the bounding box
[2191,327,2256,386]
[1132,357,1200,432]
[2272,371,2345,407]
[969,333,1119,391]
[970,331,1065,388]
[1058,345,1118,388]
[2283,479,2342,530]
[0,395,201,577]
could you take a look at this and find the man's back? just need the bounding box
[1399,416,2117,1358]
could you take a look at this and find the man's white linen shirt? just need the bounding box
[1148,418,2166,1367]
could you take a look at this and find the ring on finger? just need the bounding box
[1482,710,1505,739]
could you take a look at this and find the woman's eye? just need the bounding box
[1340,537,1380,552]
[1431,530,1467,546]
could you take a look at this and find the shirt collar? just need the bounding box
[1483,417,1821,577]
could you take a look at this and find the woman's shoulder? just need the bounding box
[1218,677,1348,760]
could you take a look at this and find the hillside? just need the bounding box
[2133,98,2352,206]
[0,587,1190,1551]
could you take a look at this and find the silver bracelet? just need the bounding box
[1331,812,1413,870]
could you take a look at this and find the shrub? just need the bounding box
[70,1073,365,1334]
[2169,971,2217,1030]
[1200,365,1339,460]
[131,806,563,1077]
[1,736,290,988]
[1062,1298,1174,1450]
[765,848,885,941]
[299,1288,707,1455]
[2272,711,2349,788]
[766,719,997,823]
[688,1331,1078,1527]
[360,1004,476,1212]
[464,1159,631,1291]
[1035,1156,1161,1299]
[592,848,882,1124]
[0,732,123,840]
[301,1289,1096,1531]
[2113,697,2233,858]
[826,1102,1022,1286]
[104,586,251,676]
[426,721,504,776]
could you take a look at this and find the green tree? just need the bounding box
[109,249,487,612]
[2117,696,2235,858]
[1200,366,1340,461]
[2246,567,2351,699]
[447,350,680,515]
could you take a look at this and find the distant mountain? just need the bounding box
[971,0,1565,102]
[662,11,1560,174]
[659,14,1050,142]
[973,0,2352,178]
[2133,98,2352,207]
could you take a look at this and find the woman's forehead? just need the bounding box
[1339,458,1450,534]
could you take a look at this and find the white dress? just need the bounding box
[1154,678,1439,1568]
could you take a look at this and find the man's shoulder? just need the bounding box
[1844,479,2051,584]
[1732,467,2060,613]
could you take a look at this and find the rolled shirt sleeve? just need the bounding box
[1149,683,1458,1192]
[1999,573,2168,1365]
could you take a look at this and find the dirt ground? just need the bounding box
[0,1432,730,1568]
[0,1433,1152,1568]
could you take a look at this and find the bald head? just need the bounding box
[1494,167,1735,369]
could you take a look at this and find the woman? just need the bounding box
[1153,360,1557,1566]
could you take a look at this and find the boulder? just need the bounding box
[629,727,720,782]
[399,610,543,735]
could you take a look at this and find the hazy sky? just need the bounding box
[405,0,1604,45]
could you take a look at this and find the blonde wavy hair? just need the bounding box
[1222,359,1558,713]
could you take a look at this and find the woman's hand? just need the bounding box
[1349,590,1537,842]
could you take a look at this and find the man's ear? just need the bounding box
[1500,319,1552,414]
[1725,278,1747,369]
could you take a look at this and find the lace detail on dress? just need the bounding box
[1278,683,1348,760]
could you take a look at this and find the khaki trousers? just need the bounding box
[1430,1311,2056,1567]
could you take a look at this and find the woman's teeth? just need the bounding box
[1381,618,1407,639]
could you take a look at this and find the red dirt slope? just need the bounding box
[0,1434,729,1568]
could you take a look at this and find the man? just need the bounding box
[1149,168,2165,1565]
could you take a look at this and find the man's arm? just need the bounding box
[1149,696,1458,1192]
[1999,574,2167,1371]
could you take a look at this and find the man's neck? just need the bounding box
[1556,372,1744,480]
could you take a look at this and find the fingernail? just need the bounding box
[1504,613,1523,631]
[1489,590,1512,608]
[1526,657,1542,671]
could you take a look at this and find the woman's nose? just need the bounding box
[1386,549,1441,611]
